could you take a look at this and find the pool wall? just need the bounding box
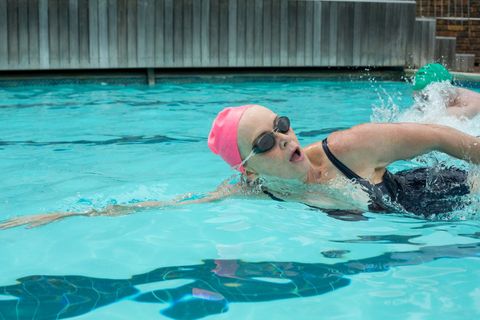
[0,0,422,71]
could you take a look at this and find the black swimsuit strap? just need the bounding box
[322,138,401,212]
[322,138,363,181]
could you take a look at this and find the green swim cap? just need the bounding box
[413,63,453,91]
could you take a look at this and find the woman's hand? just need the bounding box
[0,212,83,229]
[0,205,138,230]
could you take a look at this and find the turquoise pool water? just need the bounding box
[0,80,479,319]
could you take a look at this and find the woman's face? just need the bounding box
[237,106,311,180]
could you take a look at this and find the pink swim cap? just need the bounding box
[208,105,255,173]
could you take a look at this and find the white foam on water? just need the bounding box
[370,81,480,220]
[372,81,480,136]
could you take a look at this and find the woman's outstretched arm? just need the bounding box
[0,180,246,230]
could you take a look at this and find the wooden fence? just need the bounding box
[0,0,417,71]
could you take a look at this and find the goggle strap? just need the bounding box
[233,149,256,171]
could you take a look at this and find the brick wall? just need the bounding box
[417,0,480,66]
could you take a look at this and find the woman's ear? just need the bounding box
[245,169,257,180]
[244,170,258,185]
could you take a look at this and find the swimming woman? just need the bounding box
[1,104,480,229]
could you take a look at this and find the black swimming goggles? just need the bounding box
[252,116,290,154]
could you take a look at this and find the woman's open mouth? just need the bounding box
[289,147,303,162]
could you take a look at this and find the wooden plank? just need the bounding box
[164,0,174,66]
[312,0,321,66]
[201,0,210,66]
[395,3,411,66]
[357,3,373,66]
[173,0,183,67]
[89,0,99,67]
[331,2,348,66]
[366,3,375,66]
[352,2,361,66]
[116,0,127,66]
[395,3,407,66]
[154,0,164,66]
[376,3,386,66]
[98,0,108,67]
[126,0,137,67]
[137,0,147,67]
[434,34,441,66]
[402,6,415,67]
[58,0,69,68]
[68,0,79,68]
[383,2,393,66]
[445,37,456,68]
[245,0,254,65]
[48,0,59,68]
[338,2,353,66]
[304,0,313,66]
[144,0,155,67]
[436,37,456,69]
[253,0,263,66]
[271,0,280,66]
[209,0,219,66]
[378,3,386,66]
[0,0,7,69]
[287,0,296,66]
[428,19,436,64]
[192,0,201,66]
[421,21,429,66]
[279,0,287,65]
[78,0,89,67]
[295,0,305,66]
[182,0,193,67]
[328,1,337,66]
[320,1,330,66]
[412,20,422,67]
[27,0,40,67]
[413,21,420,67]
[336,2,345,66]
[369,3,379,66]
[228,0,237,66]
[39,0,49,68]
[7,0,19,66]
[108,0,118,67]
[236,0,246,66]
[219,0,228,66]
[18,0,29,67]
[263,0,272,66]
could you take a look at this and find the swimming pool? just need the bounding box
[0,79,479,319]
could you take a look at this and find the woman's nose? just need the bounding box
[278,134,289,149]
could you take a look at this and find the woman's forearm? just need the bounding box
[437,125,480,164]
[0,185,242,230]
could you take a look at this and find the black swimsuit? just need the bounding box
[321,138,470,216]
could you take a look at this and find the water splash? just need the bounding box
[253,175,370,212]
[370,82,480,220]
[371,81,480,136]
[60,183,169,213]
